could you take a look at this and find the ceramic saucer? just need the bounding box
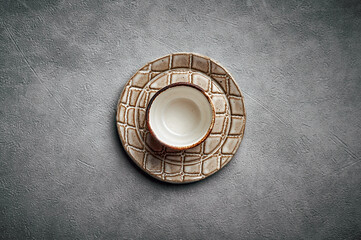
[116,53,246,183]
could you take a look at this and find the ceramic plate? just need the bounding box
[116,53,246,183]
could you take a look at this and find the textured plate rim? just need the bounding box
[116,52,246,184]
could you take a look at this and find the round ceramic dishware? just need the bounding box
[146,82,215,150]
[116,53,246,183]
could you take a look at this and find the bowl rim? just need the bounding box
[146,82,215,150]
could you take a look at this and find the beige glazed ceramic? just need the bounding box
[116,53,246,183]
[146,82,215,150]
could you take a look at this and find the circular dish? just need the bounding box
[116,53,246,183]
[146,82,215,150]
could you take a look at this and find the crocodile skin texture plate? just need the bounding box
[116,53,246,183]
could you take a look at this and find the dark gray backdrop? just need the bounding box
[1,0,361,239]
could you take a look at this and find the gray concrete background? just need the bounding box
[1,0,361,239]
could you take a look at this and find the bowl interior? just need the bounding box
[147,84,214,149]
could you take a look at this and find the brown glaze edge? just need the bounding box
[145,82,215,150]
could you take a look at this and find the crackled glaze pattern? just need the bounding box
[117,53,246,183]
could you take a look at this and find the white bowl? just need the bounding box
[146,83,215,150]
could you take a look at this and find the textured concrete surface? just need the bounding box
[1,0,361,239]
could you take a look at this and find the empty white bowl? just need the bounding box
[146,83,215,150]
